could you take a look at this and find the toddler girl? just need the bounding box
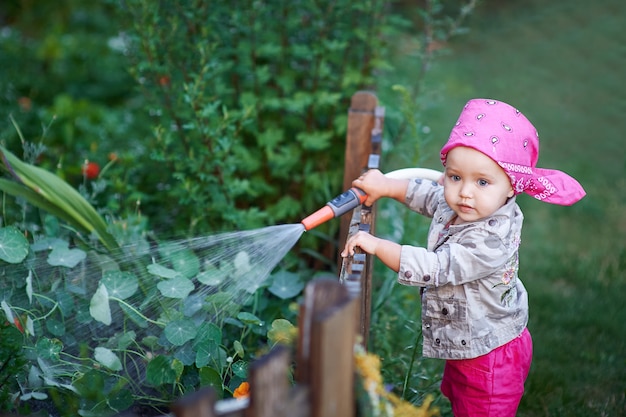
[341,98,586,416]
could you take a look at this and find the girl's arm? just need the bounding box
[341,232,402,272]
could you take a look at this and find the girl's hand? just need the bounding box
[341,231,402,273]
[353,169,409,206]
[341,231,381,257]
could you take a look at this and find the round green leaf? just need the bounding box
[47,247,86,268]
[89,283,112,325]
[46,318,65,337]
[232,360,248,378]
[237,312,262,326]
[268,270,304,299]
[233,251,251,276]
[169,249,200,278]
[102,271,138,299]
[197,266,228,286]
[233,340,244,358]
[157,277,194,299]
[198,366,222,391]
[145,355,178,386]
[0,226,29,263]
[35,338,63,361]
[94,347,123,371]
[147,263,181,279]
[107,389,134,412]
[164,320,198,346]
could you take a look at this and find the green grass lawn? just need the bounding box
[374,0,626,416]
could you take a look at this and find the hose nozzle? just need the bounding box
[301,187,367,231]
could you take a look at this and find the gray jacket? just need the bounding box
[397,178,529,359]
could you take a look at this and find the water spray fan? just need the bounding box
[301,168,443,231]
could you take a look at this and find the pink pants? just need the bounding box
[441,328,532,417]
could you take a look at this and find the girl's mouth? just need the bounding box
[458,203,474,213]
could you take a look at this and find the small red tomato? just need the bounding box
[82,162,100,179]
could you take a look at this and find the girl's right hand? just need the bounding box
[352,169,409,206]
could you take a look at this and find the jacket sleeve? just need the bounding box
[404,178,442,219]
[397,226,512,287]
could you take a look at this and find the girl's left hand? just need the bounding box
[341,231,381,257]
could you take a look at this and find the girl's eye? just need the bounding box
[477,179,489,187]
[450,175,461,182]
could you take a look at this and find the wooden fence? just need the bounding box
[171,91,382,417]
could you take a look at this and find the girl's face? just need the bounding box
[443,146,514,224]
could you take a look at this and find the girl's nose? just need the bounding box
[459,182,472,198]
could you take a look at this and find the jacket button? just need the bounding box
[404,271,413,278]
[489,219,497,226]
[423,274,431,282]
[435,338,441,344]
[461,340,467,346]
[441,308,448,315]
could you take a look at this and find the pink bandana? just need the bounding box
[440,99,586,206]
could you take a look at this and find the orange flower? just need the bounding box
[233,382,250,399]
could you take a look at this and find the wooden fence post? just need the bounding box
[338,91,384,348]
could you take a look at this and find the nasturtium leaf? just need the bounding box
[198,366,222,391]
[55,290,75,316]
[107,389,133,412]
[157,277,194,299]
[237,312,262,326]
[1,300,14,322]
[26,270,33,303]
[193,322,222,349]
[174,344,196,366]
[145,355,179,386]
[115,330,136,350]
[233,340,244,358]
[233,251,251,276]
[183,294,204,317]
[94,347,123,371]
[35,337,63,361]
[195,342,225,368]
[268,270,303,299]
[46,318,65,337]
[267,318,296,346]
[47,247,86,268]
[89,283,112,325]
[101,271,138,300]
[0,226,29,263]
[147,263,181,279]
[164,320,197,346]
[169,249,200,279]
[196,266,228,286]
[232,360,248,378]
[30,237,68,252]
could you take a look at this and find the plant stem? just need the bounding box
[402,322,422,400]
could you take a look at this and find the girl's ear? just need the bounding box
[507,187,515,198]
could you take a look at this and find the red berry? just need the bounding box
[82,162,100,179]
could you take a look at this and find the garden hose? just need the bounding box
[301,168,443,231]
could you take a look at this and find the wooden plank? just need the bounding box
[171,386,218,417]
[339,91,379,258]
[245,346,290,417]
[296,279,350,385]
[309,297,357,417]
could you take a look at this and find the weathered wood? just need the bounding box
[338,206,374,347]
[339,91,379,255]
[296,279,351,385]
[245,346,290,417]
[309,296,357,417]
[171,386,218,417]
